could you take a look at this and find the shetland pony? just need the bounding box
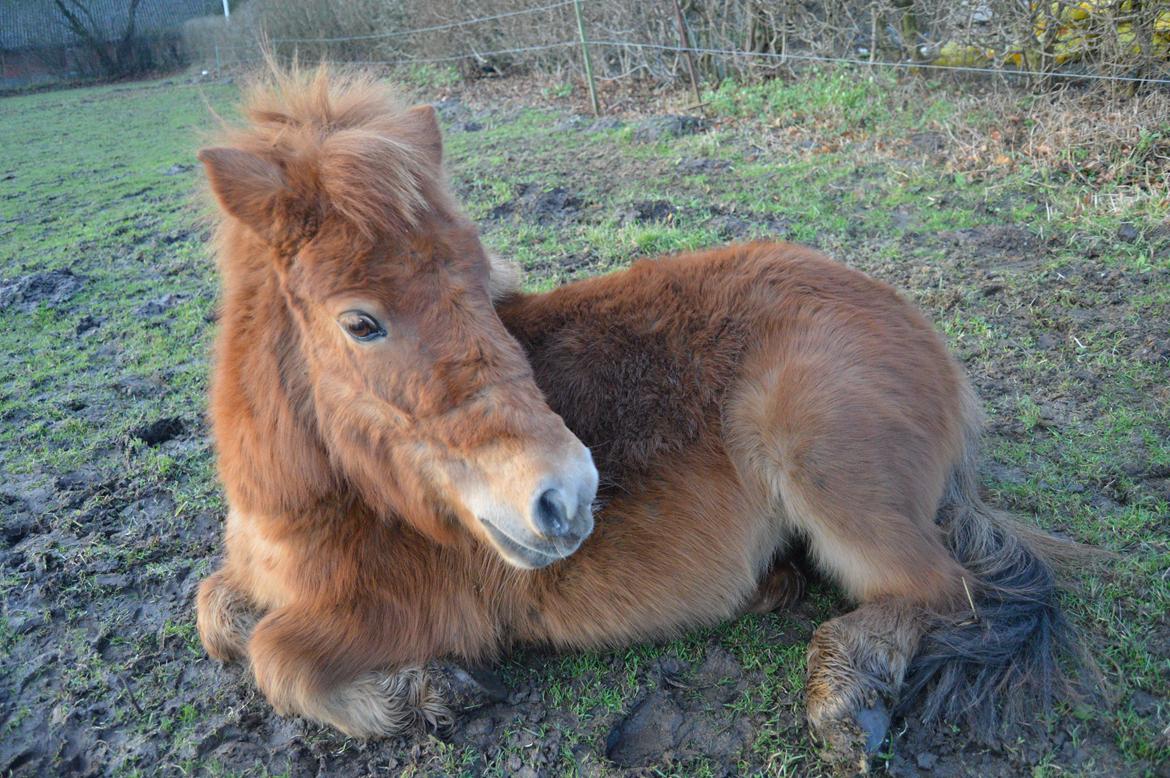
[195,66,1074,769]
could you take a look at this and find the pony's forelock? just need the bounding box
[209,62,444,242]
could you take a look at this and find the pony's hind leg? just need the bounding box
[804,600,926,766]
[729,354,969,768]
[196,568,260,663]
[247,606,451,738]
[795,517,962,770]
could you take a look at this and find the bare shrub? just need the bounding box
[52,0,186,79]
[179,1,1170,89]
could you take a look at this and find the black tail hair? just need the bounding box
[896,397,1091,738]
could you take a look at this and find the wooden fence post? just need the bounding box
[671,0,703,110]
[572,0,601,115]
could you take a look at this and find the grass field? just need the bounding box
[1,69,1167,776]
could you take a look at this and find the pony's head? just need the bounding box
[200,66,596,568]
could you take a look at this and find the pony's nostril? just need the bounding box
[535,488,572,537]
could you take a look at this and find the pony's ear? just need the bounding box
[401,104,443,168]
[198,147,293,245]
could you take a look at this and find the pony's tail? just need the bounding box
[896,390,1095,738]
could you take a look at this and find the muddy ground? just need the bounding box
[1,71,1167,776]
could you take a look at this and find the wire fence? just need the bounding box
[184,0,1170,107]
[267,0,581,45]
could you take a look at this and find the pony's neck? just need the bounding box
[211,228,339,521]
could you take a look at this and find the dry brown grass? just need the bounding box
[929,87,1170,198]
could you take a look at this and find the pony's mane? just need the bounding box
[209,62,448,241]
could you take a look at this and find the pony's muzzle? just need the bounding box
[470,438,597,569]
[534,487,577,538]
[525,442,597,545]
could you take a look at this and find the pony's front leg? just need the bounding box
[247,606,452,738]
[196,567,261,663]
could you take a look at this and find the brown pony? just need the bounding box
[195,65,1075,769]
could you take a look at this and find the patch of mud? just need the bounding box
[432,97,471,124]
[0,269,86,312]
[937,224,1044,269]
[553,115,590,132]
[135,293,184,317]
[488,183,583,225]
[605,648,752,767]
[588,116,624,132]
[677,157,731,175]
[632,114,706,142]
[433,98,491,133]
[132,416,186,446]
[885,709,1133,778]
[615,199,676,225]
[705,205,793,241]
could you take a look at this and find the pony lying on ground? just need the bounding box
[195,65,1078,770]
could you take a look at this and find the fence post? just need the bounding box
[572,0,601,115]
[214,42,221,73]
[671,0,703,110]
[869,3,878,66]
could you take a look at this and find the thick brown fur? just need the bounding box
[195,65,1077,767]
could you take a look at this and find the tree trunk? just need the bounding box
[53,0,143,78]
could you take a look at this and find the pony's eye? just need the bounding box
[339,311,386,342]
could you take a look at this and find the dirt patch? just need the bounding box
[489,183,584,225]
[631,114,706,142]
[705,205,794,241]
[615,199,676,225]
[937,224,1045,269]
[677,157,731,175]
[605,648,752,767]
[0,269,86,312]
[132,416,186,446]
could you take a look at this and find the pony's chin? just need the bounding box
[478,517,586,570]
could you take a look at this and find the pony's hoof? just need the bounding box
[438,662,510,704]
[855,702,890,753]
[807,701,889,775]
[746,558,807,614]
[808,700,891,774]
[195,570,258,663]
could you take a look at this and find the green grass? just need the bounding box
[1,68,1167,775]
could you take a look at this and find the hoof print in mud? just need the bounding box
[605,691,686,767]
[606,650,753,769]
[605,687,751,769]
